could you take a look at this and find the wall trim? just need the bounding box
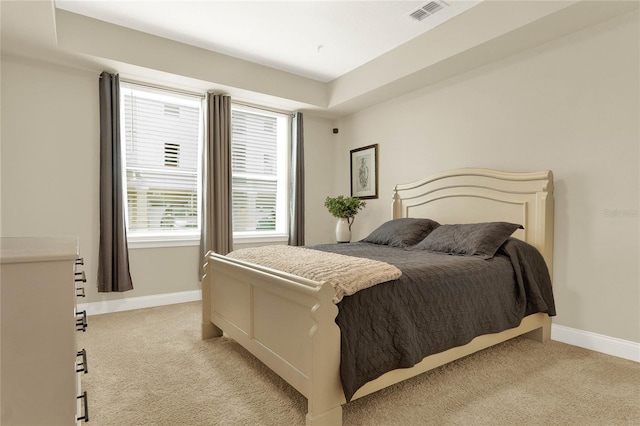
[78,289,202,316]
[79,290,639,363]
[551,323,639,363]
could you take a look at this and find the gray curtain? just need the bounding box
[199,93,233,278]
[98,71,134,292]
[288,112,305,246]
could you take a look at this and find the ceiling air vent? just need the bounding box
[409,1,447,22]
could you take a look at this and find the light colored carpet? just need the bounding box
[78,302,640,426]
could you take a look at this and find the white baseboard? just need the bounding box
[77,289,202,316]
[552,324,640,363]
[78,290,639,363]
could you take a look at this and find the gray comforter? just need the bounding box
[312,238,555,401]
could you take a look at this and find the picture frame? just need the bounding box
[350,144,378,199]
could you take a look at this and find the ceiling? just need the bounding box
[2,1,637,116]
[54,0,481,83]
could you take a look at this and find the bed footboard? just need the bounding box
[202,251,344,425]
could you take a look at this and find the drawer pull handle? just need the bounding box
[76,287,86,298]
[76,257,84,266]
[76,349,88,374]
[75,271,87,283]
[77,391,89,422]
[76,310,87,332]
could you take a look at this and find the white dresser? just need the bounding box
[1,237,88,425]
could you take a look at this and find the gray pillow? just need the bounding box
[413,222,524,259]
[362,218,440,248]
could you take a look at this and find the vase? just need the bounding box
[335,218,351,243]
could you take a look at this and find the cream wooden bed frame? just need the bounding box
[202,168,554,425]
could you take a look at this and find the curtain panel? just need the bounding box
[288,112,305,246]
[199,94,233,279]
[97,71,134,292]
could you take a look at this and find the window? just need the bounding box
[120,82,203,246]
[231,105,290,241]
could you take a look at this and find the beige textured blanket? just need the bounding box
[227,245,402,303]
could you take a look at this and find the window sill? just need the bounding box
[233,234,289,245]
[127,234,290,249]
[128,235,200,249]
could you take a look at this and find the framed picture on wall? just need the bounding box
[350,144,378,199]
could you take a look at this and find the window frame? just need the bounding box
[120,82,205,249]
[230,103,291,244]
[118,84,292,249]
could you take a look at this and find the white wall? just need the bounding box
[0,58,101,290]
[0,56,200,303]
[302,115,339,245]
[333,11,640,343]
[0,55,335,304]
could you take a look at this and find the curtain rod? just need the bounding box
[120,78,206,100]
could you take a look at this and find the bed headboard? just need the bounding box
[392,168,554,274]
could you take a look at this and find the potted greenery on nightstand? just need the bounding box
[324,195,366,243]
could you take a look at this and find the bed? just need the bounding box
[201,168,554,425]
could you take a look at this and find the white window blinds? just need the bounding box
[231,106,289,238]
[121,83,203,238]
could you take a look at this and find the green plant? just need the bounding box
[324,195,366,229]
